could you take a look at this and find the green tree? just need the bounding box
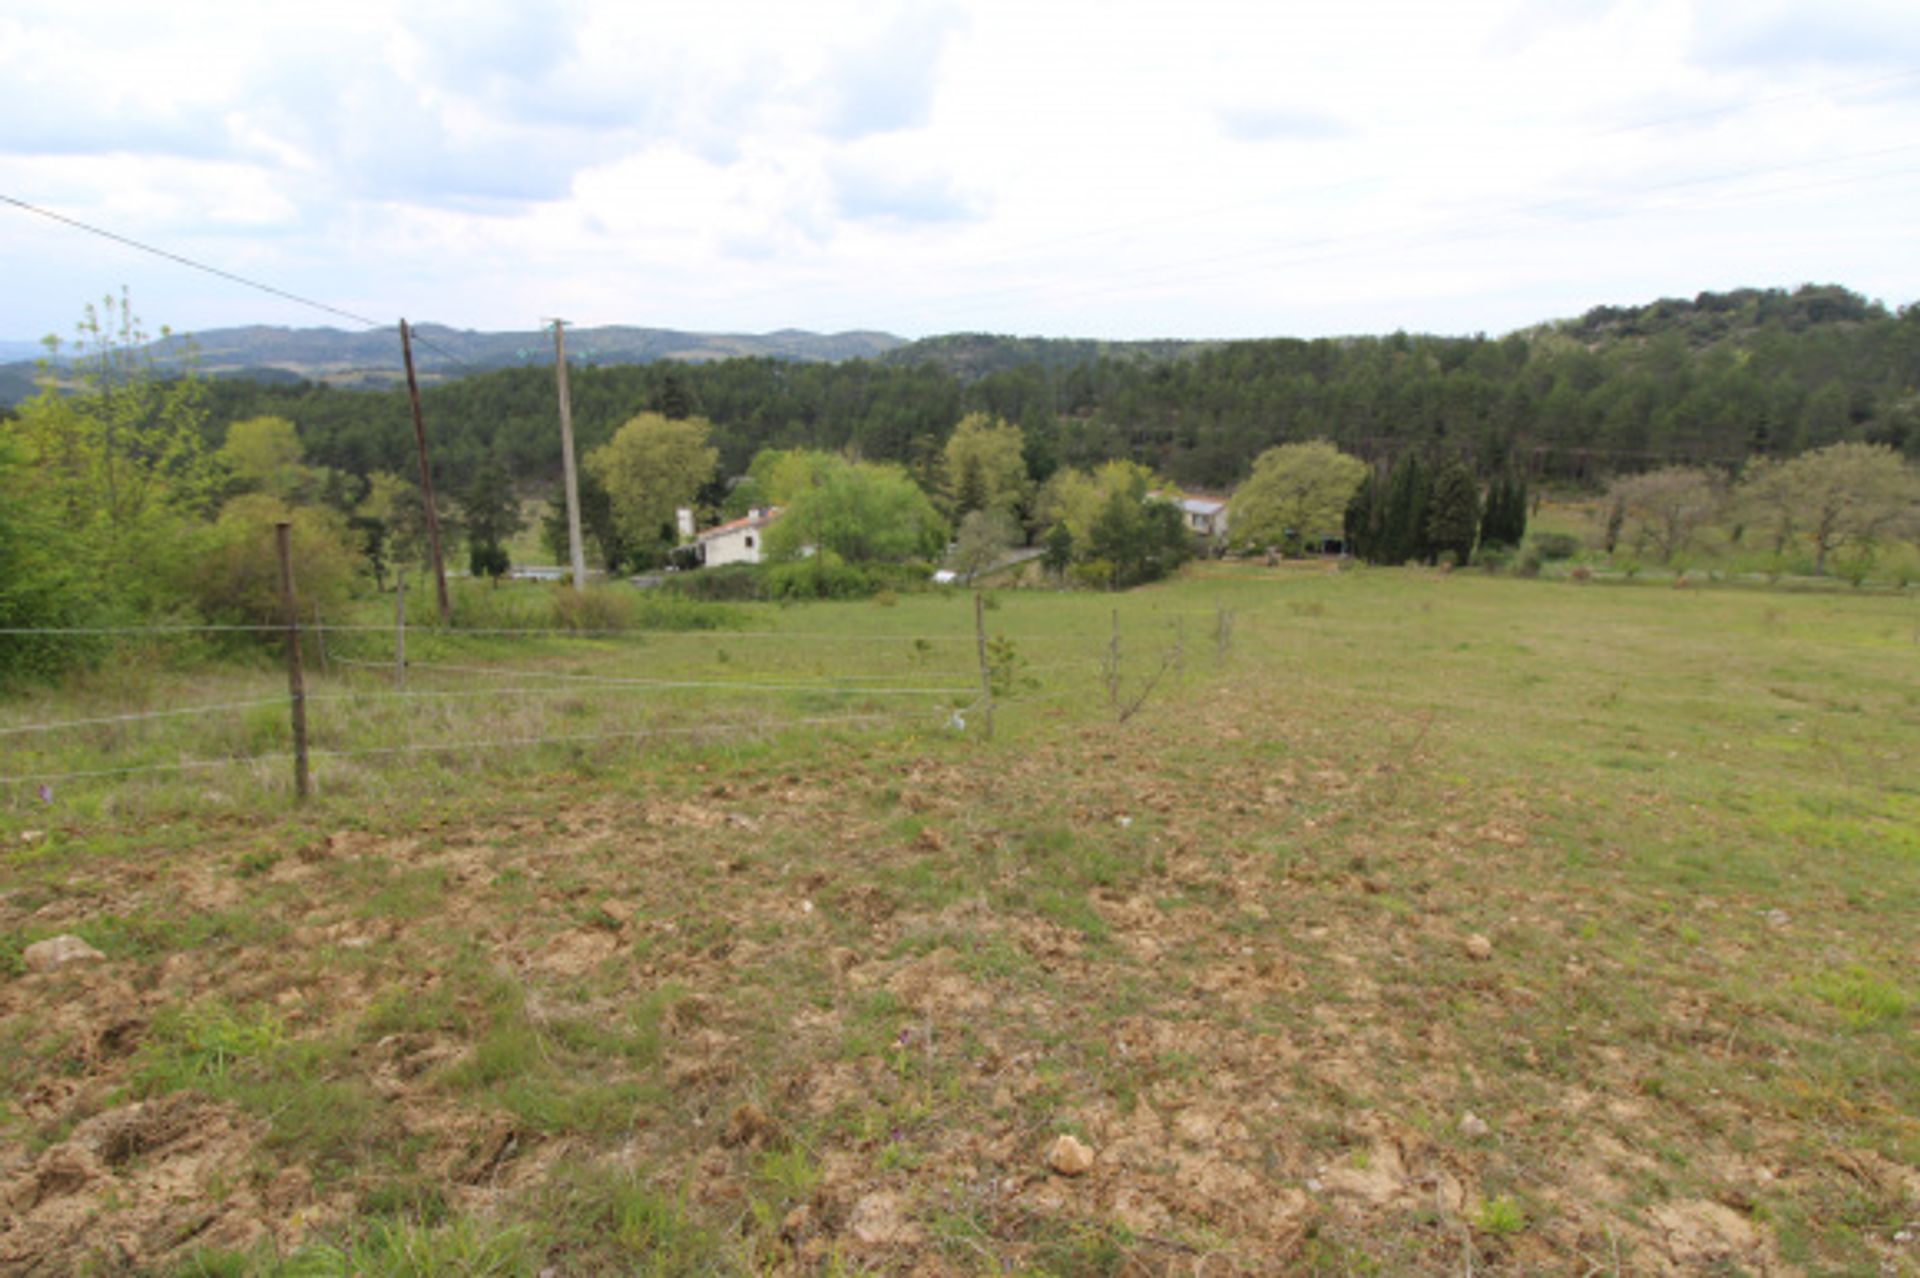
[942,413,1029,521]
[0,435,97,681]
[1226,441,1368,556]
[763,456,945,563]
[585,413,719,556]
[6,294,222,621]
[216,415,328,502]
[1377,453,1432,565]
[948,508,1020,579]
[1041,521,1075,579]
[462,460,524,584]
[1087,492,1191,588]
[541,470,633,573]
[1425,455,1482,566]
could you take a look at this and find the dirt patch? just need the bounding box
[0,1095,272,1274]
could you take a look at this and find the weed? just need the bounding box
[132,1004,285,1094]
[1473,1196,1527,1237]
[1809,966,1909,1028]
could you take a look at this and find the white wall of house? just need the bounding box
[702,524,765,566]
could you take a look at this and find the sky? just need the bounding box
[3,0,1917,346]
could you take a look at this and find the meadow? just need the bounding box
[0,565,1915,1275]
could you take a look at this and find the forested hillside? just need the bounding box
[149,285,1914,500]
[1,284,1911,507]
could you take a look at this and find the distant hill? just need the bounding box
[882,332,1206,378]
[0,323,906,402]
[1555,284,1888,346]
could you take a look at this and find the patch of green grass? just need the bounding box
[537,1167,720,1275]
[1808,965,1909,1029]
[1472,1195,1527,1237]
[132,1003,286,1094]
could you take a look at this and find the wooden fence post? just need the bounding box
[973,590,995,742]
[394,569,407,688]
[275,522,311,802]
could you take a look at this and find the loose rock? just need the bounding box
[1464,934,1493,961]
[22,935,105,974]
[1459,1112,1490,1139]
[1046,1134,1095,1177]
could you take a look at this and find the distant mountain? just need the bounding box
[0,322,907,405]
[2,322,903,382]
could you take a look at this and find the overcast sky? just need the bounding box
[3,0,1917,345]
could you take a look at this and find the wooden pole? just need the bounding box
[551,319,587,591]
[973,590,994,742]
[275,522,311,803]
[399,319,451,625]
[394,569,407,689]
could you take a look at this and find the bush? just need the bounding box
[549,587,630,633]
[185,496,358,631]
[1529,532,1581,562]
[661,564,765,602]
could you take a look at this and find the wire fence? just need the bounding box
[0,590,1239,812]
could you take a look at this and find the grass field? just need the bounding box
[1,566,1916,1275]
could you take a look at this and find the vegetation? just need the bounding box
[1225,440,1368,556]
[1,571,1914,1274]
[130,283,1918,509]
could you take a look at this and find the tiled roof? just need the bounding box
[695,508,780,541]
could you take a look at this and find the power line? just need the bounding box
[2,193,386,330]
[0,192,481,375]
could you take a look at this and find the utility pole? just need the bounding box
[550,319,587,591]
[399,319,452,625]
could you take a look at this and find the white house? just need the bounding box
[1178,496,1230,540]
[695,508,780,567]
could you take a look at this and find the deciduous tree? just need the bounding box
[763,456,945,563]
[1226,441,1368,556]
[1737,442,1920,575]
[942,413,1029,521]
[585,413,719,555]
[1606,466,1723,563]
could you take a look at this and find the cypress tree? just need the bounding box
[1479,473,1506,548]
[1345,466,1384,560]
[1380,453,1428,565]
[1426,455,1481,566]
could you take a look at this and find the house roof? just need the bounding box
[694,508,780,542]
[1179,497,1228,516]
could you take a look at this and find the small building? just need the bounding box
[695,507,779,567]
[1178,496,1230,541]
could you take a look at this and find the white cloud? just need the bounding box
[0,0,1915,341]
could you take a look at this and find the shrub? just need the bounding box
[549,587,630,633]
[1529,531,1581,561]
[185,496,358,630]
[663,564,766,602]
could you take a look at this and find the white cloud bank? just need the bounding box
[1,0,1916,342]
